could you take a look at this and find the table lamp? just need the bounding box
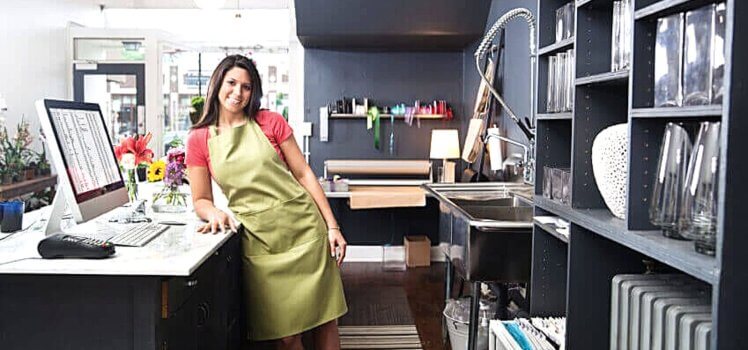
[430,129,460,183]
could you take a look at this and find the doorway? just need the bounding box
[73,63,145,142]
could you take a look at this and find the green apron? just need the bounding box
[207,120,347,341]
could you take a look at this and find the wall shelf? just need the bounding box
[630,105,723,118]
[329,113,445,120]
[0,175,57,201]
[575,70,629,86]
[536,112,572,120]
[537,37,575,56]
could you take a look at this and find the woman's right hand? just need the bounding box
[198,208,238,234]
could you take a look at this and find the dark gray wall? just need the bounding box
[304,50,467,175]
[300,0,535,245]
[462,0,537,150]
[303,0,535,178]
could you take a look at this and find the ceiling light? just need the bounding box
[193,0,226,10]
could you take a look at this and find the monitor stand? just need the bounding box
[44,190,70,236]
[44,192,149,235]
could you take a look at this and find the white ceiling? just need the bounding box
[96,0,288,9]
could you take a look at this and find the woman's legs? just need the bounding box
[274,319,340,350]
[313,319,341,350]
[276,334,303,350]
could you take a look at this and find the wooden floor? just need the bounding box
[340,262,448,350]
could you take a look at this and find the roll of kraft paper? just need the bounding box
[462,118,485,163]
[487,126,504,171]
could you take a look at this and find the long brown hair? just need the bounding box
[192,54,263,129]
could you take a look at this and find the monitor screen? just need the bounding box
[44,101,124,203]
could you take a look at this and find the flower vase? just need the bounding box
[152,185,187,213]
[125,168,139,202]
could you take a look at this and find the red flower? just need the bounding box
[114,132,154,165]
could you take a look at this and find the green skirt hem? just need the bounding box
[247,306,349,341]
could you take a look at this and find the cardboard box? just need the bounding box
[404,235,431,268]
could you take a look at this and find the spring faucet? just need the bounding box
[474,7,538,184]
[484,131,535,184]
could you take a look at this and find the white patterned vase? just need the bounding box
[591,123,628,219]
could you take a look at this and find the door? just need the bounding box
[73,63,145,142]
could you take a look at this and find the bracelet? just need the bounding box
[328,227,341,231]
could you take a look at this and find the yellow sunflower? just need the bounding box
[147,159,166,182]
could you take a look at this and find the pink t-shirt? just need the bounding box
[185,110,294,177]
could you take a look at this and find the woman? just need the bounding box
[185,54,348,349]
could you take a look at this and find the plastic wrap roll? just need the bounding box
[487,127,504,171]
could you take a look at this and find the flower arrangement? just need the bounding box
[113,133,153,201]
[152,147,187,210]
[147,159,166,182]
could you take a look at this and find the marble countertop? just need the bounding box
[0,182,236,277]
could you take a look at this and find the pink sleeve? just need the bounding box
[185,128,209,168]
[271,112,293,143]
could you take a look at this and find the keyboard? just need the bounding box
[105,222,169,247]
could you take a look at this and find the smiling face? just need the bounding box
[218,67,252,117]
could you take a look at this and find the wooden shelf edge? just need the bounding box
[630,105,723,118]
[0,175,58,200]
[537,37,575,56]
[534,197,718,284]
[536,112,573,120]
[635,0,719,20]
[575,70,629,86]
[534,220,570,243]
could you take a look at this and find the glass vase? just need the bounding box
[152,185,187,213]
[125,168,138,202]
[680,122,721,256]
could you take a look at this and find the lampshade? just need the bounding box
[430,129,460,159]
[194,0,226,10]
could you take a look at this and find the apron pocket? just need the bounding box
[238,193,327,256]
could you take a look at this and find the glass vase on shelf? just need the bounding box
[680,121,721,256]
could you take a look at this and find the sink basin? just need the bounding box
[423,182,534,282]
[457,204,533,222]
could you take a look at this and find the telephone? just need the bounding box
[38,233,115,259]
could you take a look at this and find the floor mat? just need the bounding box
[339,325,423,349]
[340,286,415,326]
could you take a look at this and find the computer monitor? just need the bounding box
[35,99,129,235]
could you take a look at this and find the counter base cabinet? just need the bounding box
[0,234,241,350]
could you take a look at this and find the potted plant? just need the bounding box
[189,96,205,125]
[3,118,33,183]
[35,149,51,176]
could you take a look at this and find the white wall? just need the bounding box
[0,0,103,152]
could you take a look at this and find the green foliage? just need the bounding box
[189,96,206,125]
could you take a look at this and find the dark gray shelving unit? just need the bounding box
[531,0,746,348]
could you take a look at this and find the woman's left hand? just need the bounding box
[328,228,347,267]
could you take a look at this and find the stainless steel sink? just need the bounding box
[423,182,534,282]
